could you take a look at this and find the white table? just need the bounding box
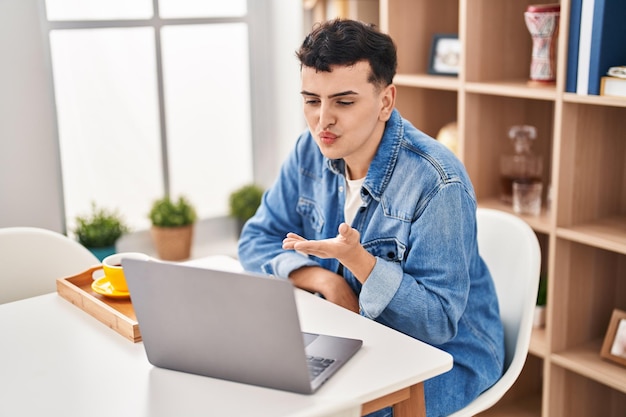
[0,278,452,417]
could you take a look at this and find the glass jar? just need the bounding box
[500,125,542,204]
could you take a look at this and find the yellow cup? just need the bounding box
[102,252,151,292]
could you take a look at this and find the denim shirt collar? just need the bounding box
[325,108,403,202]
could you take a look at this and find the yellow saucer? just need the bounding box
[91,276,130,299]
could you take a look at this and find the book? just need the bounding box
[576,0,596,94]
[565,0,583,92]
[600,76,626,98]
[587,0,626,95]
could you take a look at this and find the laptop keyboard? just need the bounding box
[307,355,335,379]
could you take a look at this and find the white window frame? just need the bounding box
[41,0,278,230]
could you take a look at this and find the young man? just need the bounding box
[238,19,504,417]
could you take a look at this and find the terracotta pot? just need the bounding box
[150,224,194,261]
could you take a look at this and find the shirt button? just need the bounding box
[339,186,344,192]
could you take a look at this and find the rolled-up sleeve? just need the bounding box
[359,257,403,319]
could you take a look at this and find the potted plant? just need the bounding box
[149,195,197,261]
[229,184,264,235]
[73,202,130,261]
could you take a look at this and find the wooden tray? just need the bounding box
[56,266,141,342]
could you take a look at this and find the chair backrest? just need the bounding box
[0,227,100,304]
[448,208,541,417]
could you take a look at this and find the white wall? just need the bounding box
[0,0,303,234]
[0,0,65,232]
[269,0,306,167]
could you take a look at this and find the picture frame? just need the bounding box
[428,34,461,76]
[600,309,626,367]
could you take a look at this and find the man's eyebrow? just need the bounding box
[300,90,358,98]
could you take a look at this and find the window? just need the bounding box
[45,0,253,230]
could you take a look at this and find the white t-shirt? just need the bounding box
[344,175,365,225]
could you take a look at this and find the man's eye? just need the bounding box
[337,101,354,106]
[304,99,320,105]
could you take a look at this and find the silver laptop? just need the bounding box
[122,258,362,394]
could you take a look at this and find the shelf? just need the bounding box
[394,73,460,91]
[465,80,557,101]
[372,0,626,415]
[551,340,626,395]
[563,92,626,108]
[556,216,626,255]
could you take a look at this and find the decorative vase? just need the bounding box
[150,225,194,261]
[524,4,560,84]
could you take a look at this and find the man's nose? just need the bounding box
[318,102,336,129]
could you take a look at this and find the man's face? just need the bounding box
[300,61,395,179]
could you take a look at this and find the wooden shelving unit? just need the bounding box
[386,1,626,415]
[305,0,626,415]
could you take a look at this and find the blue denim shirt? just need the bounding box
[238,109,504,417]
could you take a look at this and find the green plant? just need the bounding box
[149,195,197,227]
[229,184,264,222]
[74,202,130,248]
[537,274,547,306]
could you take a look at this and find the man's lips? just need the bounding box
[319,131,337,145]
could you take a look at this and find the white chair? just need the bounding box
[448,208,541,417]
[0,227,100,304]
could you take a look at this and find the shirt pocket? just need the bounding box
[363,238,406,263]
[296,197,325,233]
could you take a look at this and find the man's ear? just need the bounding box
[379,84,396,122]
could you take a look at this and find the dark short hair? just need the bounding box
[296,18,397,87]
